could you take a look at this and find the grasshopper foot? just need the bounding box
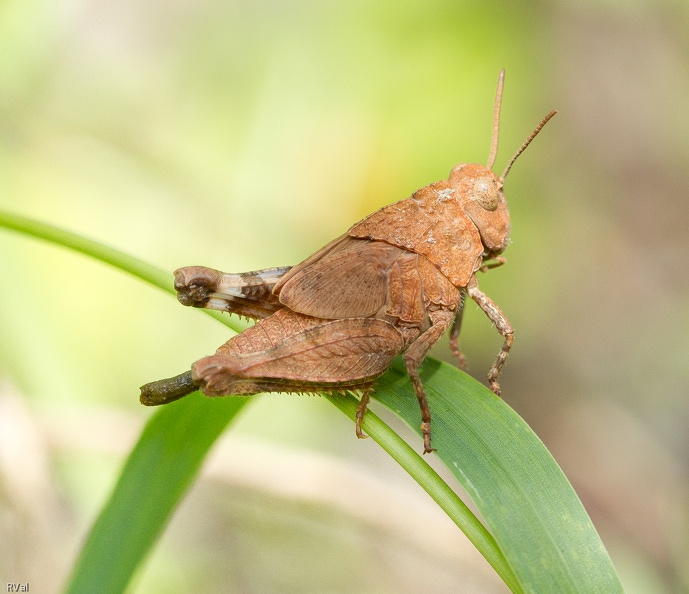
[421,422,436,454]
[355,390,371,439]
[488,377,502,397]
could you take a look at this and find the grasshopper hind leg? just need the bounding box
[174,265,291,320]
[191,309,403,432]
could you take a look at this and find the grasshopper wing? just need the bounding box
[274,235,400,319]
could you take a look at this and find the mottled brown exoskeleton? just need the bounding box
[140,71,556,453]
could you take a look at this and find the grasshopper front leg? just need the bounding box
[466,275,514,396]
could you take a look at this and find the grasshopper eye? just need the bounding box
[472,175,501,211]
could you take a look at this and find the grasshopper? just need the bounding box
[140,71,556,453]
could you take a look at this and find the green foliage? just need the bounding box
[0,210,623,593]
[64,395,247,594]
[366,359,623,592]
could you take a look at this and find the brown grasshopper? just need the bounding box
[140,71,556,453]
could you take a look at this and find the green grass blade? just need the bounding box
[1,211,622,593]
[63,396,246,594]
[0,209,234,328]
[0,211,250,592]
[366,358,624,593]
[326,393,523,592]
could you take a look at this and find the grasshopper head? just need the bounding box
[448,71,557,259]
[449,162,510,256]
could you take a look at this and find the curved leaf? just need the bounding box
[0,210,622,593]
[63,395,246,594]
[367,359,624,593]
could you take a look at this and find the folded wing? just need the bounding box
[275,235,400,319]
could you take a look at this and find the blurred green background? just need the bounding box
[1,0,688,592]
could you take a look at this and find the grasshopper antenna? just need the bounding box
[501,109,557,181]
[486,69,505,170]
